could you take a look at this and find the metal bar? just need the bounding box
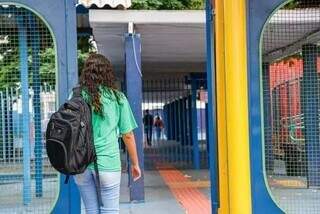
[181,96,186,162]
[142,80,145,150]
[180,80,185,164]
[165,79,170,162]
[199,89,205,165]
[0,92,5,162]
[28,14,43,198]
[188,94,193,166]
[173,99,176,141]
[167,101,171,162]
[166,103,170,141]
[9,87,13,164]
[178,97,183,164]
[160,79,165,163]
[275,87,281,156]
[6,87,13,164]
[173,99,177,163]
[262,63,273,173]
[170,94,175,163]
[164,81,168,160]
[183,97,189,164]
[172,100,176,162]
[191,79,200,169]
[15,87,20,164]
[205,102,209,167]
[301,44,320,186]
[10,87,15,165]
[178,80,183,164]
[174,99,179,163]
[4,88,9,164]
[17,14,31,205]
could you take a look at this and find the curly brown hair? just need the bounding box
[80,53,118,115]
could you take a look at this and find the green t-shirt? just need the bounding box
[81,87,138,172]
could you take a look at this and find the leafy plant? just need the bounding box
[131,0,204,10]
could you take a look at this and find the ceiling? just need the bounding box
[89,10,206,76]
[88,8,320,74]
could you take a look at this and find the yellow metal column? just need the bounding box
[215,0,252,213]
[215,0,230,213]
[224,0,252,213]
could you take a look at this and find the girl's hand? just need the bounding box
[131,164,142,182]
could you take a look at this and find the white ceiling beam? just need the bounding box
[89,10,205,26]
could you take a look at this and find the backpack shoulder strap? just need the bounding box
[94,160,104,208]
[72,85,82,97]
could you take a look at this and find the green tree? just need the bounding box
[131,0,204,10]
[0,34,92,90]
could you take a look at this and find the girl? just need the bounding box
[74,53,141,214]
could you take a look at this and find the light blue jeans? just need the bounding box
[74,169,121,214]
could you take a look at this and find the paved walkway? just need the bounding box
[80,169,211,214]
[119,170,186,214]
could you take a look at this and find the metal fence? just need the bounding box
[262,1,320,213]
[0,4,58,213]
[141,77,209,170]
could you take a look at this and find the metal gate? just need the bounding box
[0,4,58,213]
[262,1,320,213]
[142,77,209,170]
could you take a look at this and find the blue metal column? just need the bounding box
[28,14,43,198]
[262,63,273,173]
[53,0,81,213]
[301,44,320,187]
[66,1,81,212]
[17,15,31,205]
[191,79,200,169]
[125,33,145,201]
[206,1,219,211]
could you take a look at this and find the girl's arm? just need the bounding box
[122,132,141,181]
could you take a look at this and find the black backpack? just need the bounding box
[46,86,103,206]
